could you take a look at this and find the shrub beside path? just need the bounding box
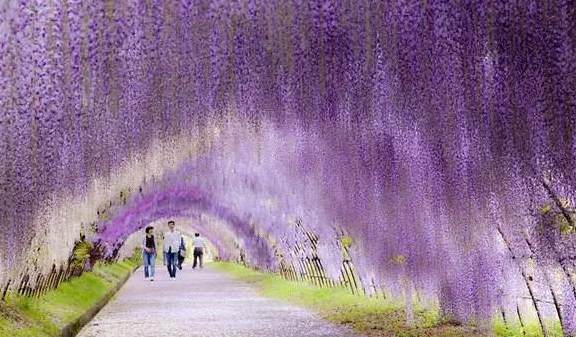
[77,265,356,337]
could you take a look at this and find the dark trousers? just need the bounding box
[193,248,204,269]
[166,252,178,277]
[178,252,185,270]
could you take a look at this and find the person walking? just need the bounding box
[142,226,156,281]
[192,233,206,269]
[177,236,186,270]
[163,220,182,280]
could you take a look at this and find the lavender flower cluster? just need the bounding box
[0,0,575,332]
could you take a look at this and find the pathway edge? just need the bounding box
[60,265,139,337]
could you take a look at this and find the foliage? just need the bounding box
[214,262,496,337]
[69,240,93,269]
[0,1,575,335]
[340,235,353,250]
[0,258,138,337]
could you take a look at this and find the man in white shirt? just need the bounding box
[192,233,206,269]
[163,220,182,279]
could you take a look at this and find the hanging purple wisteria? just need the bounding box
[0,0,575,334]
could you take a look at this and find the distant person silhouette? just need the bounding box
[192,233,206,269]
[177,236,186,270]
[163,220,182,280]
[142,226,156,281]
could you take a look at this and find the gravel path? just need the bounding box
[77,264,356,337]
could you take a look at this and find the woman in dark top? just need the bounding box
[142,226,156,281]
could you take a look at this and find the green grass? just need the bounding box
[492,316,564,337]
[212,262,561,337]
[2,258,561,337]
[0,257,139,337]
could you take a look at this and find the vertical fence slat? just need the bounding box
[33,274,42,297]
[18,274,29,296]
[516,304,527,336]
[1,279,11,301]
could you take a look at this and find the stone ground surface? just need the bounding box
[77,264,357,337]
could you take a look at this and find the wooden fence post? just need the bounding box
[341,266,354,294]
[24,276,34,297]
[18,274,29,296]
[32,274,42,297]
[47,265,56,292]
[1,279,11,301]
[310,256,325,287]
[304,258,317,286]
[516,304,527,336]
[55,265,64,289]
[343,260,361,295]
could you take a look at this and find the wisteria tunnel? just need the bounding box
[0,0,575,336]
